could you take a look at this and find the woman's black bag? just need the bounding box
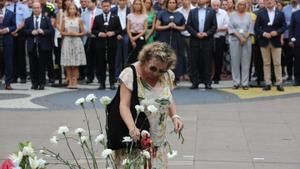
[106,65,150,150]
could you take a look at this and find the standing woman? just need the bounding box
[226,0,235,15]
[61,3,86,89]
[228,0,253,89]
[144,0,156,44]
[126,0,148,64]
[156,0,185,83]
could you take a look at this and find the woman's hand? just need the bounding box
[131,41,137,48]
[129,126,140,141]
[172,117,183,134]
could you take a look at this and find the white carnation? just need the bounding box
[141,150,151,159]
[80,136,88,144]
[122,136,132,143]
[86,94,97,102]
[58,126,69,135]
[37,158,47,168]
[102,149,113,158]
[74,128,85,135]
[167,150,177,159]
[9,151,23,166]
[95,134,105,144]
[147,105,158,113]
[50,136,58,145]
[75,97,85,106]
[141,130,150,138]
[22,146,34,156]
[135,105,144,113]
[100,96,112,105]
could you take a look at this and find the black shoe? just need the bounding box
[190,83,199,89]
[233,85,239,89]
[263,85,271,91]
[20,79,26,83]
[205,84,212,89]
[276,85,284,92]
[242,86,249,90]
[31,85,38,90]
[110,84,116,90]
[86,79,93,84]
[98,83,105,90]
[39,85,45,90]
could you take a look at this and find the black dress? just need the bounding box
[157,10,186,80]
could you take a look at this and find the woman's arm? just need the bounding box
[77,18,85,37]
[173,23,185,31]
[168,100,183,134]
[133,19,148,40]
[56,12,61,32]
[119,82,140,140]
[60,19,70,36]
[156,19,170,31]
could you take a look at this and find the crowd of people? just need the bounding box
[0,0,300,91]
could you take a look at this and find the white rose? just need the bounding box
[37,158,47,168]
[86,94,97,102]
[95,134,105,144]
[100,96,112,105]
[167,150,177,159]
[291,37,296,42]
[147,105,158,113]
[22,146,34,156]
[74,128,85,135]
[122,136,132,143]
[29,156,39,169]
[141,130,150,138]
[75,97,85,106]
[39,150,45,154]
[50,136,58,145]
[135,105,144,113]
[58,126,69,135]
[141,150,151,159]
[102,149,113,158]
[122,159,131,165]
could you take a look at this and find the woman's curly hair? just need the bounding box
[138,42,177,69]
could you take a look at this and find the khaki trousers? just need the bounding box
[260,43,282,85]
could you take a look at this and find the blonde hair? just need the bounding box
[131,0,147,14]
[138,42,177,69]
[235,0,247,10]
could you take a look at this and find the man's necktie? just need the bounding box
[13,3,16,15]
[35,16,39,29]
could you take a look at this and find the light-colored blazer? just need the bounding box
[81,7,103,45]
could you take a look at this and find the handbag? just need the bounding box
[106,65,150,150]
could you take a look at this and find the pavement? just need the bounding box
[1,80,300,169]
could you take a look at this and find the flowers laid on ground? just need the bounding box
[1,94,184,169]
[4,142,47,169]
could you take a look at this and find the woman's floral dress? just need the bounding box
[118,66,175,169]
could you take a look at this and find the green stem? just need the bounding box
[80,144,92,169]
[83,142,98,169]
[81,106,94,154]
[92,103,103,134]
[64,134,81,169]
[44,148,76,169]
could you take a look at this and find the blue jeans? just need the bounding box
[115,34,129,79]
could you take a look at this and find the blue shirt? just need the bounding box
[7,2,31,27]
[198,7,206,32]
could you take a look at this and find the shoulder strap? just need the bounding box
[129,65,138,98]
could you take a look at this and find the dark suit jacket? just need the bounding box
[92,13,122,48]
[187,7,217,47]
[254,8,287,48]
[0,9,16,45]
[289,10,300,47]
[24,14,54,52]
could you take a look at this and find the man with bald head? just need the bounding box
[24,2,54,90]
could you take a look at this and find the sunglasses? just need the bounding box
[149,65,168,74]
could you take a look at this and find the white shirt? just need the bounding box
[292,4,300,13]
[267,7,276,25]
[34,14,42,29]
[214,8,229,38]
[177,4,195,36]
[118,6,127,30]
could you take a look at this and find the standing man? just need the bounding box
[177,0,195,82]
[0,0,16,90]
[211,0,229,84]
[254,0,287,91]
[92,0,121,90]
[81,0,102,83]
[187,0,217,89]
[289,4,300,86]
[282,0,299,81]
[24,2,54,90]
[111,0,130,79]
[7,0,30,83]
[79,0,87,14]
